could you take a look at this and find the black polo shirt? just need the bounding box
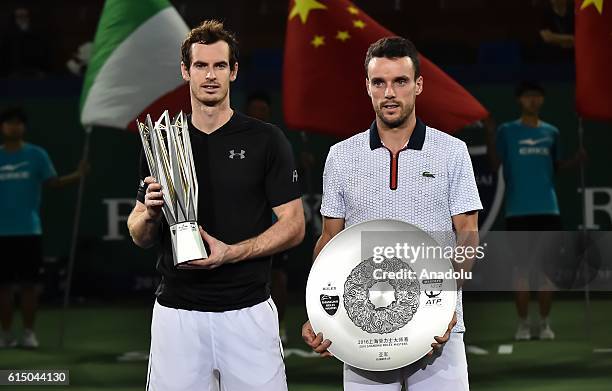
[136,111,301,312]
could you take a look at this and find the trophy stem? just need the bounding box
[170,221,208,267]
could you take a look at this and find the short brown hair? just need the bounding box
[364,37,420,79]
[181,20,239,71]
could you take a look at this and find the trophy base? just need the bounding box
[169,222,208,268]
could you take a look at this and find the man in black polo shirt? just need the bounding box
[127,20,304,391]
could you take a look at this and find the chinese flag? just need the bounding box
[283,0,489,137]
[575,0,612,121]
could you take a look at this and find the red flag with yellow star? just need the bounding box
[283,0,488,136]
[575,0,612,121]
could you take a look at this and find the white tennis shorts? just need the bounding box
[344,332,469,391]
[146,298,287,391]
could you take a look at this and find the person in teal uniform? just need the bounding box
[495,82,586,341]
[0,107,87,348]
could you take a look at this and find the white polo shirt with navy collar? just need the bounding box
[320,118,483,332]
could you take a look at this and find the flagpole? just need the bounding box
[58,125,93,348]
[577,116,591,341]
[299,131,317,237]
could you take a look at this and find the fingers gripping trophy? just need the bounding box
[137,110,208,268]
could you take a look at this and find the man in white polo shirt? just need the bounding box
[302,37,482,390]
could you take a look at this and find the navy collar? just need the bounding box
[369,118,426,151]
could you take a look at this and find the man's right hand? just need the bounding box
[302,320,332,357]
[144,176,164,220]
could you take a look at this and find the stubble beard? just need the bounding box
[192,83,229,108]
[377,103,414,129]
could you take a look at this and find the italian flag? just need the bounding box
[80,0,190,130]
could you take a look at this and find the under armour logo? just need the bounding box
[292,170,298,183]
[229,149,246,159]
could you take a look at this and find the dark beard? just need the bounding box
[377,103,414,129]
[379,112,408,129]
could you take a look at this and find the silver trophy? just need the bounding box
[137,111,208,268]
[306,220,457,371]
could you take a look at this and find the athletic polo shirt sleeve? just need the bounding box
[448,141,483,216]
[264,126,302,208]
[37,147,57,181]
[320,145,346,218]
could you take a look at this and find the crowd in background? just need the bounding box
[0,0,576,80]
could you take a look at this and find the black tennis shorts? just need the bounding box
[0,235,43,285]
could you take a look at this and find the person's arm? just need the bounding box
[45,159,89,188]
[451,210,480,288]
[312,217,345,261]
[232,197,305,259]
[302,216,345,357]
[302,145,347,357]
[418,213,480,367]
[540,29,575,48]
[418,210,479,366]
[127,176,163,249]
[387,211,479,368]
[557,148,587,170]
[416,212,479,367]
[447,141,483,288]
[38,147,87,189]
[187,197,305,268]
[551,126,587,171]
[411,141,483,366]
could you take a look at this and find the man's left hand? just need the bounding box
[422,311,457,369]
[186,227,232,269]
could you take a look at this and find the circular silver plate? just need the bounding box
[306,219,457,371]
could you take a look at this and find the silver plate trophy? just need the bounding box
[306,219,457,371]
[137,111,208,268]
